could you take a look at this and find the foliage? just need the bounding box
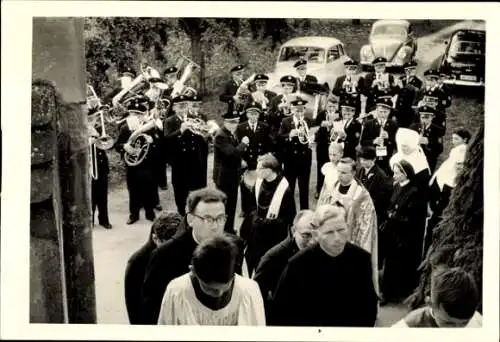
[408,125,484,313]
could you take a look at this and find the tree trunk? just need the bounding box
[31,17,97,324]
[408,125,484,313]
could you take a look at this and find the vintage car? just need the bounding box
[438,29,485,87]
[266,36,351,117]
[360,19,417,71]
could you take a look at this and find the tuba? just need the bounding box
[170,55,201,99]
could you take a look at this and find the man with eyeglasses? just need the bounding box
[270,204,378,327]
[141,187,245,325]
[157,234,265,325]
[253,209,316,319]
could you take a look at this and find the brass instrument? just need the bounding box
[170,55,201,99]
[373,72,390,91]
[123,114,155,167]
[296,116,311,145]
[86,84,120,124]
[280,94,292,116]
[182,115,220,137]
[343,76,359,95]
[89,137,98,180]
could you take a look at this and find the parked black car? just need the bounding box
[438,29,485,87]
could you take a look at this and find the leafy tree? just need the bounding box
[408,125,484,314]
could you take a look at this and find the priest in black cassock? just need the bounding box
[270,204,378,327]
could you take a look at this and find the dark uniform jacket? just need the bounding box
[339,117,362,159]
[360,117,398,156]
[363,72,399,112]
[267,94,291,138]
[356,164,393,225]
[164,115,206,167]
[409,122,445,165]
[213,127,247,190]
[394,75,423,127]
[278,116,314,165]
[415,87,451,130]
[140,221,245,325]
[234,121,274,170]
[332,75,365,115]
[219,78,241,118]
[296,74,319,93]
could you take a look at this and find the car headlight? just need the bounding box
[361,45,374,62]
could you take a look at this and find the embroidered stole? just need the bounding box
[255,177,289,219]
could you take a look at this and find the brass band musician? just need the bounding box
[242,74,277,124]
[364,57,398,113]
[219,64,246,119]
[115,96,158,224]
[235,102,274,217]
[278,98,314,210]
[332,59,365,116]
[337,97,362,160]
[88,106,112,229]
[294,59,319,90]
[394,60,423,128]
[359,97,399,175]
[415,69,451,132]
[164,95,209,216]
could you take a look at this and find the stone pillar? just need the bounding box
[31,17,96,324]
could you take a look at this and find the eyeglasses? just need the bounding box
[191,213,227,225]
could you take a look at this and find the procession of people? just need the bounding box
[85,54,481,328]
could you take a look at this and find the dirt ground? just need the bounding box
[92,20,484,326]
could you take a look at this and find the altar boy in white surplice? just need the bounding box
[158,235,265,326]
[317,157,380,297]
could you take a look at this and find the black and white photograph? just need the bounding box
[1,1,499,341]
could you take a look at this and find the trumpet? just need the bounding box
[373,72,390,91]
[280,94,292,116]
[296,116,311,145]
[182,115,220,137]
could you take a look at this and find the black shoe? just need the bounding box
[127,217,139,225]
[155,205,163,211]
[146,212,156,222]
[101,223,112,229]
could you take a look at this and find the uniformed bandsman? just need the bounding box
[364,57,399,113]
[88,106,112,229]
[409,106,445,173]
[294,59,318,91]
[337,97,362,160]
[164,95,208,216]
[268,75,297,156]
[278,98,314,210]
[115,96,158,224]
[219,64,246,119]
[332,59,365,116]
[162,66,179,97]
[416,69,451,131]
[242,74,277,124]
[188,94,209,189]
[103,65,137,105]
[235,102,274,217]
[395,60,423,128]
[359,97,399,175]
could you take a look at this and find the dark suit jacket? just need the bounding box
[234,121,274,170]
[125,239,156,324]
[140,221,245,324]
[409,122,445,162]
[213,127,247,190]
[241,89,278,123]
[297,74,319,92]
[339,118,362,159]
[356,164,393,225]
[363,72,399,111]
[219,78,241,117]
[253,235,299,306]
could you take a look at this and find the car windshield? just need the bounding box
[278,46,326,64]
[372,24,407,37]
[450,33,485,55]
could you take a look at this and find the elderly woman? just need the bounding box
[380,159,428,305]
[423,144,467,258]
[240,153,297,277]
